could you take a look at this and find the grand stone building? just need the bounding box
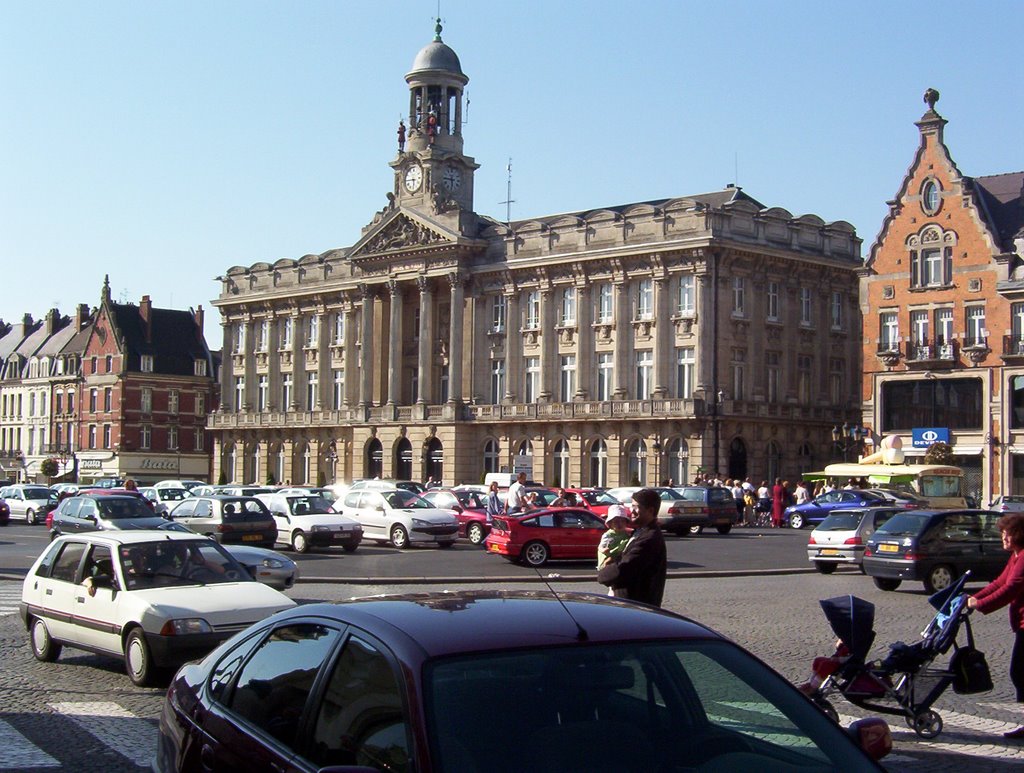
[209,22,863,488]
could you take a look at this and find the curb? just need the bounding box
[0,566,820,586]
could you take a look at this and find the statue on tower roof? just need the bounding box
[923,88,940,111]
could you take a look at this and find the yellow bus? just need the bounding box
[805,463,967,509]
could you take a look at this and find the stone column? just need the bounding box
[416,276,435,404]
[359,285,375,408]
[242,317,255,410]
[387,280,403,406]
[343,301,357,407]
[653,277,670,397]
[220,321,232,410]
[290,312,302,411]
[267,316,280,410]
[538,288,555,402]
[316,310,329,409]
[575,283,591,399]
[503,289,521,402]
[448,273,465,405]
[613,282,630,398]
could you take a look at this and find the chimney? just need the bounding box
[46,308,60,335]
[194,305,205,334]
[76,304,90,329]
[22,313,34,328]
[140,295,152,343]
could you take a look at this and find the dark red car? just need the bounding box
[420,488,492,544]
[0,497,9,526]
[485,507,608,566]
[153,590,891,772]
[564,487,621,519]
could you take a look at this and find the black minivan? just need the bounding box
[862,509,1005,593]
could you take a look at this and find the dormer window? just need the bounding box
[141,355,154,373]
[194,359,207,377]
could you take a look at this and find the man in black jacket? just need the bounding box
[597,488,667,606]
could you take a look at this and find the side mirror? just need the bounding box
[91,573,114,590]
[375,504,385,512]
[86,514,98,524]
[847,718,891,761]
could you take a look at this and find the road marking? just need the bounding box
[0,585,21,616]
[48,701,156,767]
[0,717,60,767]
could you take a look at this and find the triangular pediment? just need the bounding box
[350,208,459,260]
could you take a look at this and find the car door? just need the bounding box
[978,512,1008,580]
[930,512,985,574]
[72,544,122,655]
[9,490,25,519]
[570,510,608,558]
[195,621,343,773]
[360,492,389,538]
[171,498,197,525]
[28,540,89,642]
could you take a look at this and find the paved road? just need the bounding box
[2,571,1024,771]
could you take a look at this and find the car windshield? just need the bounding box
[874,512,931,538]
[24,487,50,500]
[424,639,877,772]
[582,491,619,505]
[97,498,156,519]
[457,491,486,508]
[816,512,863,531]
[287,496,333,514]
[159,488,190,501]
[384,490,432,509]
[118,539,249,589]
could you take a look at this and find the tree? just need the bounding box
[923,441,954,465]
[218,469,228,485]
[316,470,327,487]
[265,472,276,486]
[39,458,59,480]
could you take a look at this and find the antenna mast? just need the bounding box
[499,158,516,224]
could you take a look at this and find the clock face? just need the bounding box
[442,166,462,192]
[404,164,423,192]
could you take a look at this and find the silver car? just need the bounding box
[2,484,55,524]
[806,506,900,573]
[989,495,1024,514]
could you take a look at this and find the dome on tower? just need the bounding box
[409,19,465,78]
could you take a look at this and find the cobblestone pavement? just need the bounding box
[2,572,1024,771]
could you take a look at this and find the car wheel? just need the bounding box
[30,617,62,662]
[390,525,409,549]
[873,577,902,591]
[124,628,157,687]
[342,542,359,553]
[522,540,549,567]
[789,513,805,529]
[688,525,704,535]
[26,509,37,525]
[814,561,837,574]
[716,524,732,535]
[292,531,309,554]
[467,523,486,545]
[924,564,956,594]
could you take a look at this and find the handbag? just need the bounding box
[949,646,993,694]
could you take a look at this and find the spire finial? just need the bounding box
[434,17,443,41]
[101,274,111,303]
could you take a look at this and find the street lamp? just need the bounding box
[831,423,864,462]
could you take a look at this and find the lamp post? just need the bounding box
[831,423,864,463]
[652,440,662,486]
[711,390,723,478]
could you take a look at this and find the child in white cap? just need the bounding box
[597,504,632,572]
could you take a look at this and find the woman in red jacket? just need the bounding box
[968,513,1024,739]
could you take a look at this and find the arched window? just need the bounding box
[244,443,260,484]
[666,438,689,486]
[627,439,647,485]
[273,443,285,485]
[590,439,608,487]
[365,438,383,479]
[395,437,413,480]
[766,441,782,484]
[302,443,312,484]
[425,437,444,482]
[223,442,236,482]
[552,439,570,488]
[728,437,748,481]
[796,442,813,475]
[483,439,500,474]
[514,439,533,479]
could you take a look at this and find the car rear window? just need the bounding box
[222,499,273,521]
[874,512,932,538]
[678,488,707,502]
[97,498,154,519]
[708,489,734,504]
[286,496,333,515]
[817,512,863,531]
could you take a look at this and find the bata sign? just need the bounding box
[139,459,181,470]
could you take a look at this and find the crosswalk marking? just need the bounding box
[0,718,60,767]
[48,701,156,767]
[0,584,22,617]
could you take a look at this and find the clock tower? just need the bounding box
[390,19,478,220]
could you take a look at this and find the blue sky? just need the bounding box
[2,1,1021,341]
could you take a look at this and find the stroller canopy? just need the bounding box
[820,595,876,662]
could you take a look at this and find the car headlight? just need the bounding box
[261,558,287,569]
[411,518,430,527]
[159,618,213,636]
[312,525,331,532]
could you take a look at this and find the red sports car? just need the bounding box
[420,488,492,544]
[485,507,609,567]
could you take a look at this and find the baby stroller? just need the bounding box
[803,572,992,738]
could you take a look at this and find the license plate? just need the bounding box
[819,549,841,556]
[242,534,262,542]
[878,543,899,553]
[489,543,500,552]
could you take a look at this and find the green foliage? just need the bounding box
[317,470,326,487]
[39,458,59,478]
[218,469,228,485]
[265,472,276,486]
[630,474,642,487]
[923,441,954,465]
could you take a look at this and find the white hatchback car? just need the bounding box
[336,488,459,549]
[19,531,295,685]
[257,492,363,553]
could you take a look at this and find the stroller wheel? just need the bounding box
[910,710,943,739]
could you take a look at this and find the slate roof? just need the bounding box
[35,316,80,358]
[972,172,1024,250]
[60,317,95,357]
[107,303,210,377]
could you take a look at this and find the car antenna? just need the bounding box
[533,568,588,641]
